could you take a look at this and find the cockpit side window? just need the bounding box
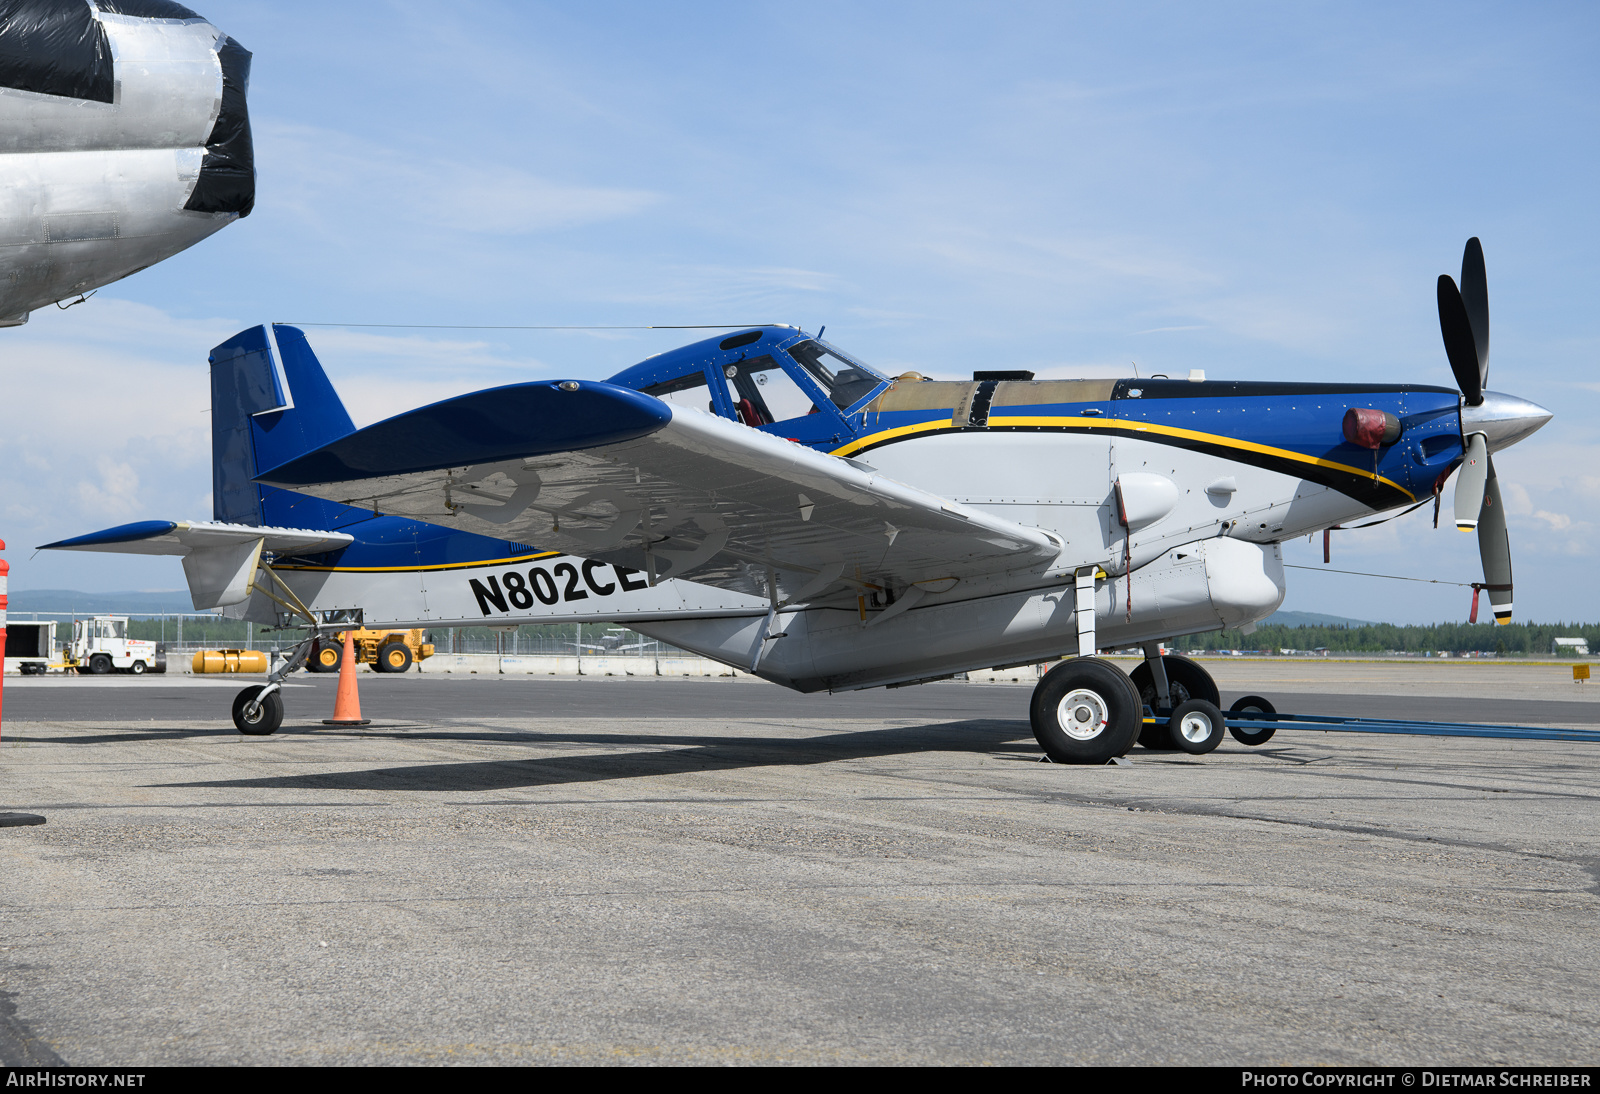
[719,355,820,426]
[641,369,717,416]
[788,340,887,411]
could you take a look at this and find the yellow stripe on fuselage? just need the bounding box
[272,550,562,575]
[835,414,1415,502]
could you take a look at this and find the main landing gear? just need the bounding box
[1029,645,1280,762]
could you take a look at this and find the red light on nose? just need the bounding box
[1342,407,1401,449]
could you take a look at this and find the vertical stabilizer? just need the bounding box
[210,326,282,525]
[208,324,357,528]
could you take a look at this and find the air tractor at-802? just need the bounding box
[45,240,1551,762]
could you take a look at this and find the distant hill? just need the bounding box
[7,589,202,615]
[1261,610,1374,628]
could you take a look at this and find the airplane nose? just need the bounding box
[1460,391,1553,453]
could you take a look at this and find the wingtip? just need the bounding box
[38,520,180,551]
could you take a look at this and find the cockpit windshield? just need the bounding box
[787,341,887,411]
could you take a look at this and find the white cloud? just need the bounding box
[76,457,140,517]
[259,123,661,240]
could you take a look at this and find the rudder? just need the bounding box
[209,324,356,527]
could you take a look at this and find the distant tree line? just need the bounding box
[1169,621,1600,656]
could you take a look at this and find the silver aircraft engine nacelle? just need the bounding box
[0,0,253,325]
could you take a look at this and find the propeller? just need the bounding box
[1437,237,1516,623]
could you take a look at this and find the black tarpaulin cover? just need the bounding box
[0,0,113,103]
[183,33,253,216]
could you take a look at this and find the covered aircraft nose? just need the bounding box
[1459,391,1554,453]
[0,1,253,324]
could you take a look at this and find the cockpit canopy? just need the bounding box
[607,327,889,448]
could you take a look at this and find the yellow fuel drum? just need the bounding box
[191,649,269,674]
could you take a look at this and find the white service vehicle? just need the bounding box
[69,615,166,676]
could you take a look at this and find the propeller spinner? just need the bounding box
[1435,237,1551,624]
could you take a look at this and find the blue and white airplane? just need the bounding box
[46,240,1551,762]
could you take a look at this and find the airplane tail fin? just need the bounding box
[210,324,356,528]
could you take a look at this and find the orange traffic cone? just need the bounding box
[322,630,370,726]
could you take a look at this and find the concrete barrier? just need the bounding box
[416,653,747,678]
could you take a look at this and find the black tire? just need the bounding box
[1132,654,1219,749]
[1167,698,1225,755]
[308,642,342,673]
[1113,665,1145,757]
[129,660,146,675]
[232,686,283,735]
[1228,695,1278,746]
[377,642,413,674]
[1030,657,1141,764]
[88,653,113,675]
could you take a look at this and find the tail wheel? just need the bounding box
[1168,698,1225,755]
[379,643,413,673]
[232,686,283,735]
[1228,695,1278,746]
[1131,654,1220,749]
[1030,657,1140,764]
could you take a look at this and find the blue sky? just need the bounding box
[2,1,1595,624]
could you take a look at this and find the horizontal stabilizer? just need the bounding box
[41,521,354,611]
[40,520,354,557]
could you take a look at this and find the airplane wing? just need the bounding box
[256,381,1062,604]
[40,521,355,611]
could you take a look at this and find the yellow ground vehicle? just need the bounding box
[306,628,434,673]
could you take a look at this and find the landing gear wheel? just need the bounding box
[1132,654,1219,750]
[377,643,413,673]
[1030,658,1140,764]
[1168,698,1225,755]
[1228,695,1277,746]
[232,686,283,735]
[88,653,113,675]
[129,660,146,675]
[309,642,342,673]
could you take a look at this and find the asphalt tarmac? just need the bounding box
[2,664,1598,1065]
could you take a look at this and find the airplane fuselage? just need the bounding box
[256,370,1464,691]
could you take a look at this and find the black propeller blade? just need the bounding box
[1460,236,1490,383]
[1478,456,1513,624]
[1438,274,1483,405]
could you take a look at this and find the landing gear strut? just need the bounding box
[229,628,326,735]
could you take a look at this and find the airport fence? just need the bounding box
[6,612,683,660]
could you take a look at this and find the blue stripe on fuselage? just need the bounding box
[851,382,1463,501]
